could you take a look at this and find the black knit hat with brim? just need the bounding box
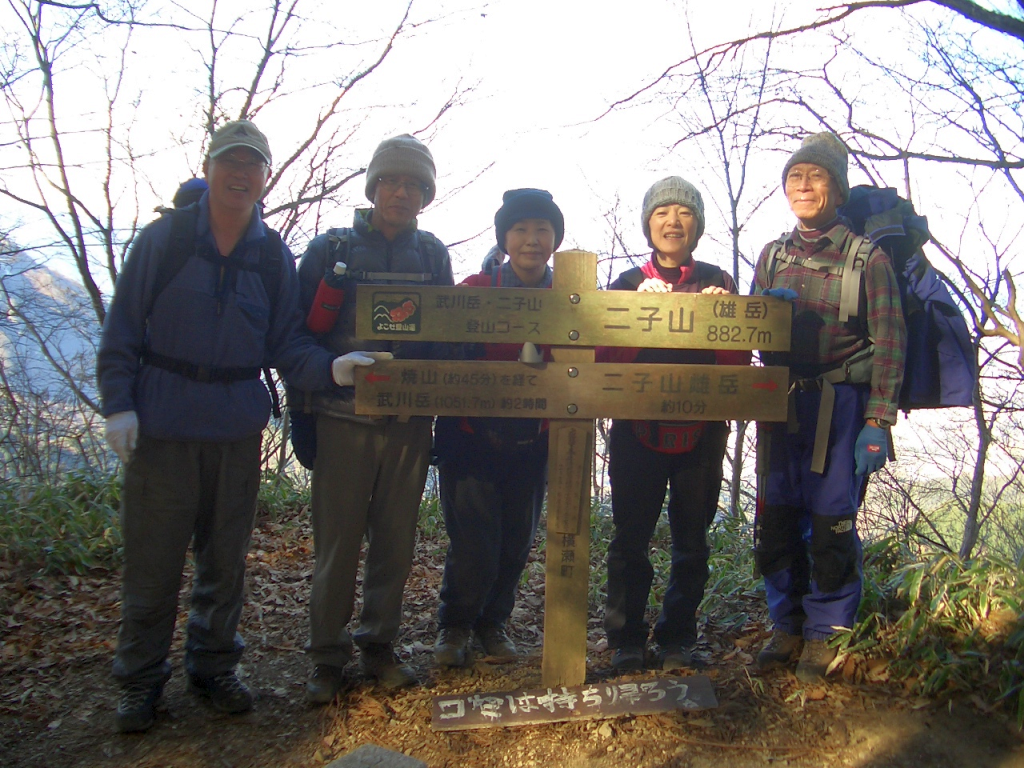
[494,188,565,254]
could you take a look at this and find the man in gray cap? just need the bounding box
[751,133,905,681]
[98,119,385,732]
[291,133,453,703]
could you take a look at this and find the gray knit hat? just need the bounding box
[641,177,705,248]
[781,132,850,204]
[365,134,437,206]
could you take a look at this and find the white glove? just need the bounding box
[105,411,138,464]
[637,277,672,293]
[332,351,394,386]
[519,342,543,363]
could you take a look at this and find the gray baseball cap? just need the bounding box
[208,120,272,165]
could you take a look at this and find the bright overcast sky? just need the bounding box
[3,0,1018,284]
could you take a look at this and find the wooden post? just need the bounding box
[542,251,596,687]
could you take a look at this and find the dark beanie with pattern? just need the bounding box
[365,134,437,206]
[494,189,565,254]
[781,132,850,204]
[641,176,706,248]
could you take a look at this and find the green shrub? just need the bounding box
[0,471,122,575]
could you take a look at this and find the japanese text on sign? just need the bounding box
[431,675,718,731]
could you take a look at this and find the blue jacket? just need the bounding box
[97,193,335,441]
[288,208,453,421]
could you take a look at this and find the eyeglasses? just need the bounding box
[218,157,268,173]
[785,169,832,187]
[377,176,426,197]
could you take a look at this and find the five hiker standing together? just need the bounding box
[98,123,907,732]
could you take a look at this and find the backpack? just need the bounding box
[146,204,284,418]
[287,226,447,469]
[766,186,976,413]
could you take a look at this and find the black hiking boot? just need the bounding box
[476,626,517,659]
[795,639,838,682]
[756,631,804,669]
[305,664,346,705]
[115,681,163,734]
[188,670,254,714]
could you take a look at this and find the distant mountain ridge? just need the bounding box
[0,250,99,404]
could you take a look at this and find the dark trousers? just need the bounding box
[437,442,546,631]
[758,385,867,640]
[112,434,261,686]
[604,420,728,650]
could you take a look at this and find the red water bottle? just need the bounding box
[306,262,348,334]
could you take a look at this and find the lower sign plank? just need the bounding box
[431,675,717,731]
[355,361,788,422]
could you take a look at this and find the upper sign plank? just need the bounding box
[355,284,790,351]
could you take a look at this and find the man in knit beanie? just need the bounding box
[364,133,437,207]
[291,133,452,702]
[781,132,850,207]
[750,132,905,682]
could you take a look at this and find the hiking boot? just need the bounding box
[116,682,162,733]
[756,631,804,669]
[477,626,517,658]
[360,643,417,689]
[657,645,693,671]
[188,671,254,714]
[795,639,838,682]
[610,646,645,672]
[434,627,473,668]
[305,664,345,705]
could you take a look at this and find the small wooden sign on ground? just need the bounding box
[431,674,717,731]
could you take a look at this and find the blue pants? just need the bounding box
[604,420,728,650]
[758,385,867,640]
[113,434,261,686]
[436,435,546,631]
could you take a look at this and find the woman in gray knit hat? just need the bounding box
[601,177,748,673]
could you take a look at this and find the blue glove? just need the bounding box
[761,287,799,301]
[854,424,888,475]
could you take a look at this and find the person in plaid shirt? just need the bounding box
[751,133,906,682]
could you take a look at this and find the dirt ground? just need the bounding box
[3,505,1024,768]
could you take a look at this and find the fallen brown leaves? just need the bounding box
[2,506,1024,768]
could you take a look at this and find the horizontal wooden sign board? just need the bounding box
[355,284,790,351]
[354,361,789,422]
[431,674,717,731]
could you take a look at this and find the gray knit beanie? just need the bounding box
[641,177,705,248]
[365,134,437,206]
[781,133,850,204]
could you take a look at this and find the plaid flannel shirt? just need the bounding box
[753,218,906,425]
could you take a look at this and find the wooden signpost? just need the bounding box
[354,250,790,688]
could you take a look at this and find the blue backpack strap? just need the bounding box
[150,205,199,316]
